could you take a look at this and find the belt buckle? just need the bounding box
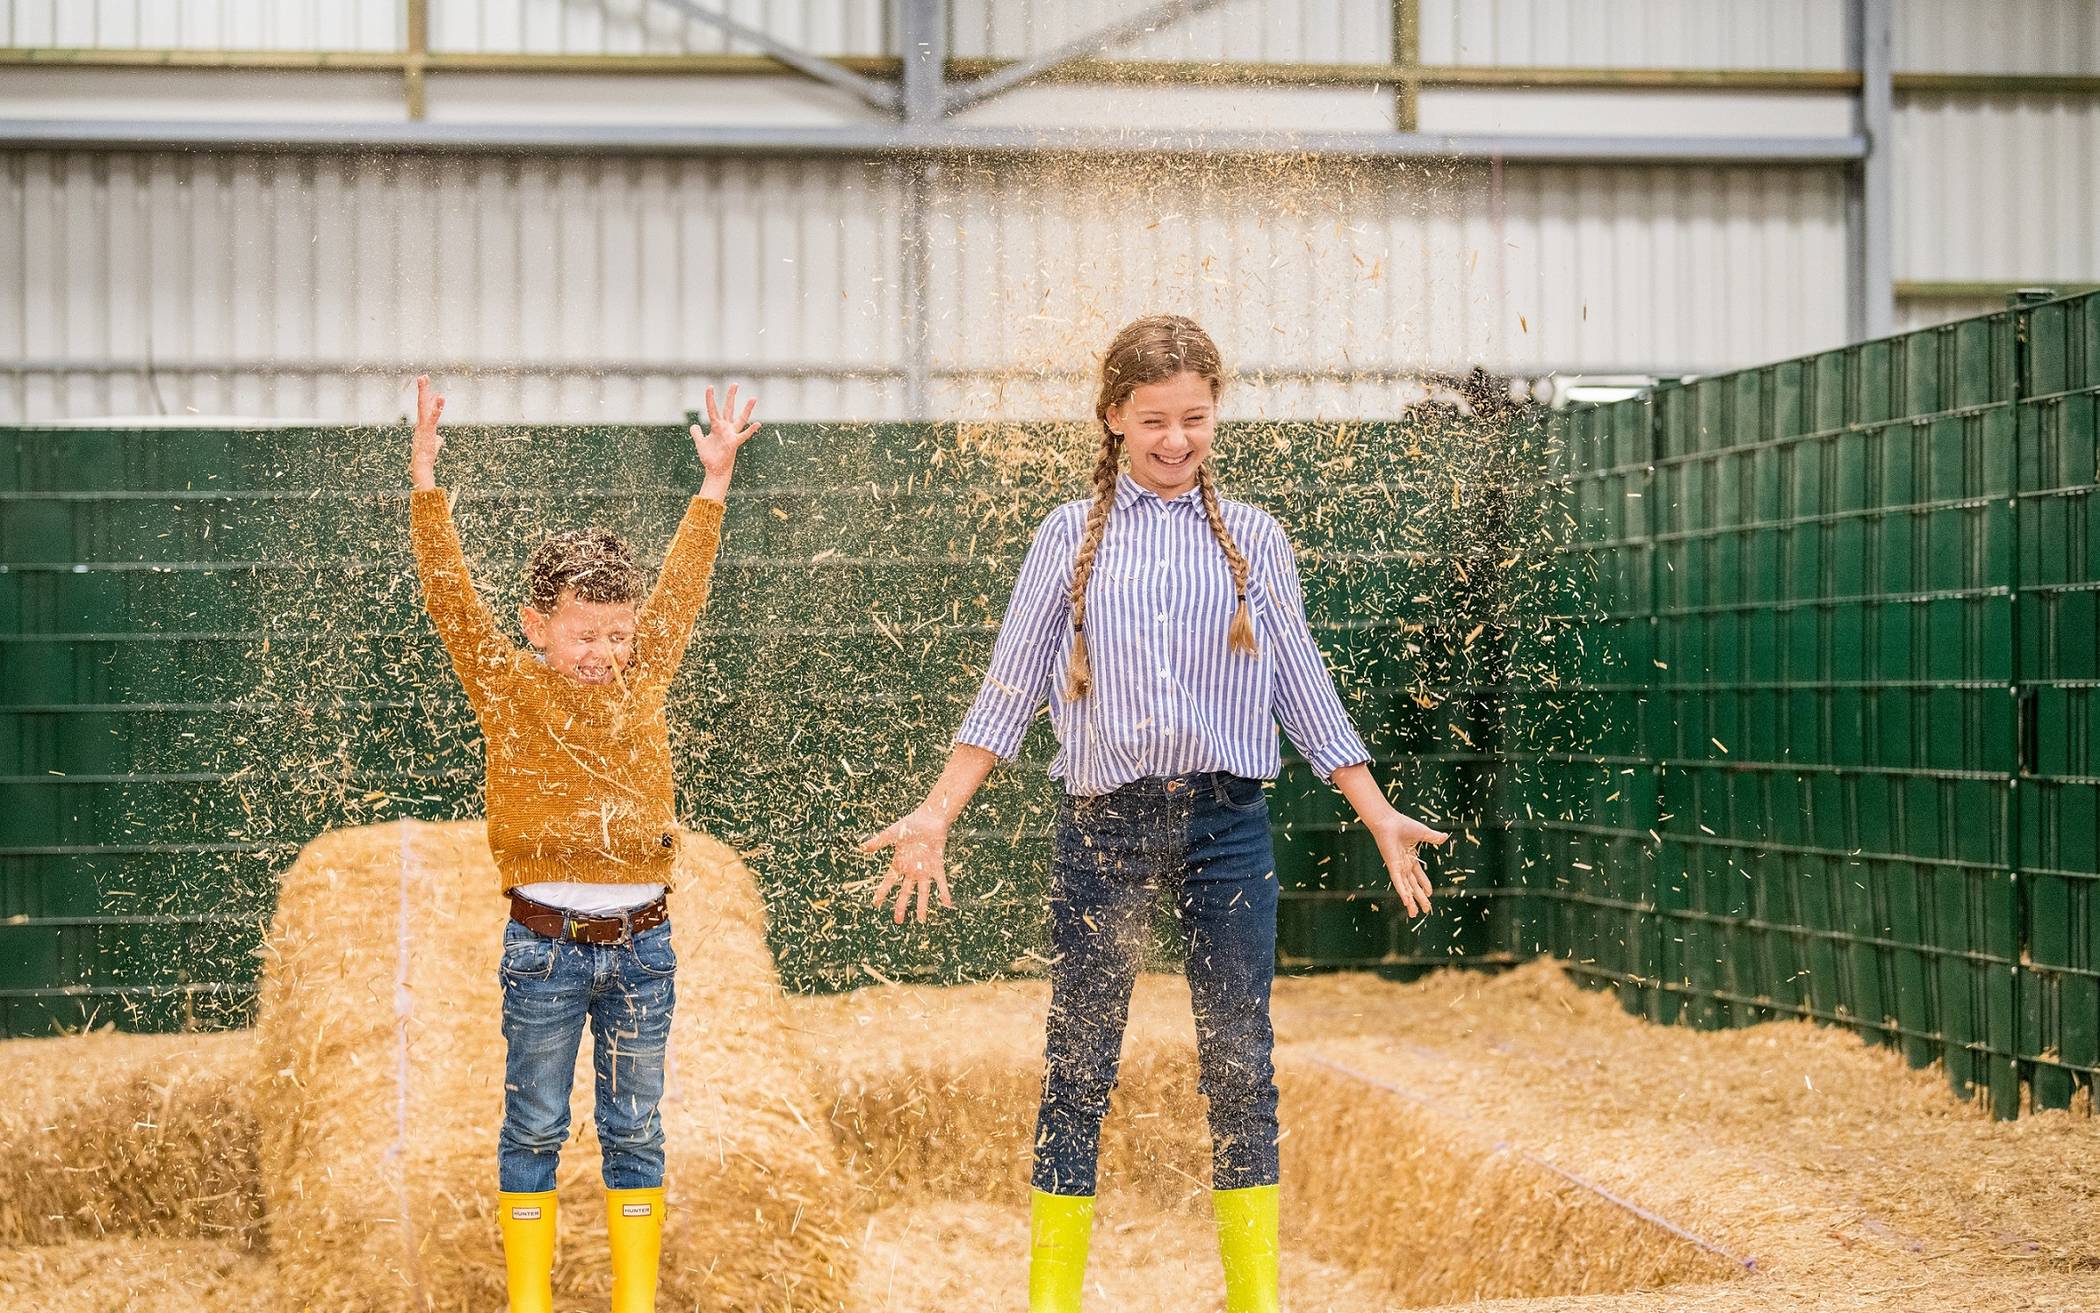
[562,914,579,942]
[618,908,635,944]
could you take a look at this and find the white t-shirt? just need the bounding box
[514,881,666,915]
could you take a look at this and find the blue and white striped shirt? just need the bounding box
[955,474,1371,796]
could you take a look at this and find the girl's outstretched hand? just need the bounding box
[1367,810,1450,919]
[411,374,445,490]
[859,808,955,925]
[691,383,761,483]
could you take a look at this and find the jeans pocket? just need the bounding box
[629,924,678,978]
[500,923,559,981]
[1215,774,1268,813]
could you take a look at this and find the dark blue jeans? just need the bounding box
[496,918,677,1193]
[1032,771,1281,1196]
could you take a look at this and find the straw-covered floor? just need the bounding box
[6,910,2099,1310]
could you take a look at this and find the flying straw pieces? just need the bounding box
[254,819,854,1312]
[0,1030,260,1249]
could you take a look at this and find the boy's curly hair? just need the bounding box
[523,527,646,611]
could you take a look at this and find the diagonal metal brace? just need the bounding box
[652,0,899,112]
[942,0,1235,116]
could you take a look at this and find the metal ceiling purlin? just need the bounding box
[1849,0,1896,341]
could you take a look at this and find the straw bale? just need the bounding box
[1279,1054,1733,1305]
[805,973,1731,1306]
[807,974,1218,1211]
[0,1238,277,1313]
[0,1030,260,1248]
[255,819,853,1312]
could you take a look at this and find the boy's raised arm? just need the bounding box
[633,385,760,685]
[406,375,511,705]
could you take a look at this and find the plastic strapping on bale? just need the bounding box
[392,819,429,1305]
[1301,1053,1756,1272]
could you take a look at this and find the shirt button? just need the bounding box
[1158,669,1170,680]
[1158,558,1169,568]
[1156,611,1169,622]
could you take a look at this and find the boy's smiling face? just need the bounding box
[519,590,637,685]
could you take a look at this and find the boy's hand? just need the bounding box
[691,384,761,497]
[411,374,446,492]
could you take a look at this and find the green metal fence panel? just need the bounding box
[0,417,1523,1035]
[1520,293,2099,1118]
[2014,292,2100,1112]
[1496,397,1664,1016]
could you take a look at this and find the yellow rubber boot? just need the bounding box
[1027,1189,1095,1313]
[1213,1184,1280,1313]
[606,1185,667,1313]
[497,1189,558,1313]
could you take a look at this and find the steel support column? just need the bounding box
[1848,0,1895,341]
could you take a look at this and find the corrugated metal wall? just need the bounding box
[1896,0,2100,76]
[947,0,1391,64]
[1420,0,1847,70]
[1,0,401,50]
[0,150,1851,423]
[429,0,886,59]
[2,0,2097,417]
[1896,94,2100,283]
[5,0,2096,71]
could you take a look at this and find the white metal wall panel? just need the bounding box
[0,0,886,57]
[1,0,403,51]
[429,0,886,58]
[925,158,1848,419]
[1896,94,2100,282]
[0,151,907,424]
[1416,0,1847,70]
[0,149,1853,424]
[947,0,1393,66]
[1897,0,2100,75]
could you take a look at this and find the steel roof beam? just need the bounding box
[0,119,1870,163]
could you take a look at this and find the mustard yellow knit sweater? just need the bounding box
[410,488,724,892]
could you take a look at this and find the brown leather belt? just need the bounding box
[508,891,669,945]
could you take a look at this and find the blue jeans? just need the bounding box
[1032,771,1280,1196]
[496,917,677,1193]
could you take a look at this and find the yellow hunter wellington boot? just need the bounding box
[606,1185,667,1313]
[1028,1189,1095,1313]
[1213,1184,1280,1313]
[497,1189,558,1313]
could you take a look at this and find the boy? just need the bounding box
[407,375,760,1313]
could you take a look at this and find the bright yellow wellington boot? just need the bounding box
[606,1185,668,1313]
[1028,1189,1096,1313]
[497,1189,558,1313]
[1213,1184,1280,1313]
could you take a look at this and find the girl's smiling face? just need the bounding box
[1107,370,1216,499]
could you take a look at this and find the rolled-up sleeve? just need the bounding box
[1255,519,1371,780]
[954,508,1077,761]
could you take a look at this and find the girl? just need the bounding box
[861,315,1449,1312]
